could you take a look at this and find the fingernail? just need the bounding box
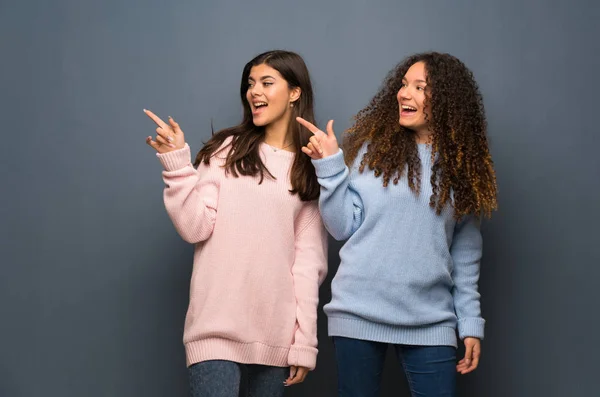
[143,109,147,112]
[169,116,173,120]
[168,136,174,142]
[169,144,176,148]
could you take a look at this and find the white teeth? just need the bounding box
[254,102,267,107]
[402,105,417,111]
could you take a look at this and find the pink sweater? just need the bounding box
[156,141,328,370]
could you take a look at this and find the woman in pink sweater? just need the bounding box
[143,50,328,397]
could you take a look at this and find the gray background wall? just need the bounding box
[1,0,599,396]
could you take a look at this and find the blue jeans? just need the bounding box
[333,336,457,397]
[188,360,287,397]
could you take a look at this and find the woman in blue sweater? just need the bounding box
[297,52,498,397]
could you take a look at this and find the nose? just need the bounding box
[250,84,262,97]
[398,86,410,100]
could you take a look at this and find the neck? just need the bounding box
[264,113,294,150]
[414,128,433,144]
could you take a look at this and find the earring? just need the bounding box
[290,102,294,108]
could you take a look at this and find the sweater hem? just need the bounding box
[328,316,458,348]
[185,338,290,368]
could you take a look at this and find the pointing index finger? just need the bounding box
[144,109,169,130]
[296,117,322,136]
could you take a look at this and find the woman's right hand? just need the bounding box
[296,117,339,160]
[144,109,186,154]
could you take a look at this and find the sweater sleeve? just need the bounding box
[311,149,364,241]
[288,201,328,370]
[450,215,485,340]
[156,144,220,244]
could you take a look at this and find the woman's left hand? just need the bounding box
[457,337,481,374]
[284,366,309,386]
[296,117,339,159]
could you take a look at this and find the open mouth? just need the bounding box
[401,105,417,116]
[252,102,268,114]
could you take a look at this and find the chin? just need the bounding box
[398,117,410,129]
[252,117,270,127]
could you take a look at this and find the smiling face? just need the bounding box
[397,61,431,134]
[246,63,300,128]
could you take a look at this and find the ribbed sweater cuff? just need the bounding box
[457,317,485,340]
[156,144,191,171]
[312,149,345,178]
[288,345,318,370]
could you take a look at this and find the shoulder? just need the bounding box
[345,142,369,174]
[212,135,234,160]
[198,135,233,167]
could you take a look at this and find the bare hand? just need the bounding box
[284,366,309,386]
[296,117,339,159]
[144,109,186,154]
[457,337,481,374]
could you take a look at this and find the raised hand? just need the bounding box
[296,117,339,160]
[144,109,186,154]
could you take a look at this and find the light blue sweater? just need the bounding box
[312,144,484,347]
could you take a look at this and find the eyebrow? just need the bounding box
[248,75,276,81]
[402,78,427,84]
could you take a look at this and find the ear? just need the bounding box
[290,86,301,103]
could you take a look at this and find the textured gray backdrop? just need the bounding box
[1,0,599,396]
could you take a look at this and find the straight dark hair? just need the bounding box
[194,50,319,201]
